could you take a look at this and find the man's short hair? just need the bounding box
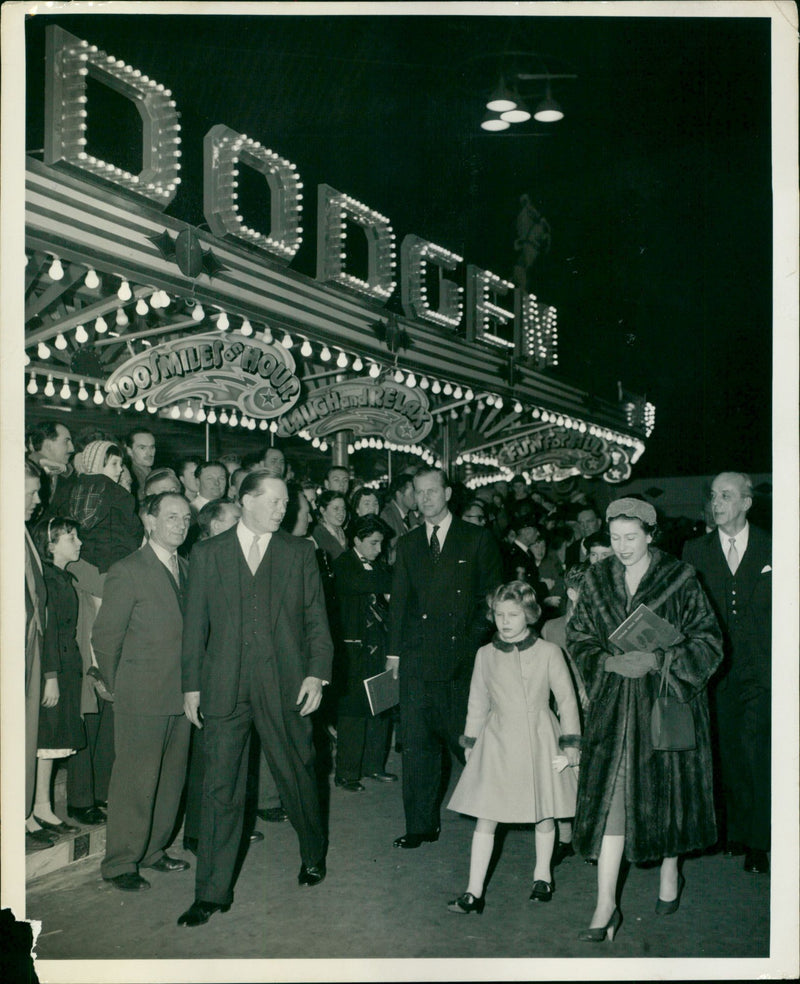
[175,456,202,478]
[143,468,181,495]
[25,421,63,453]
[25,457,42,479]
[326,465,349,479]
[584,529,611,550]
[238,469,283,501]
[351,514,392,543]
[390,472,415,497]
[125,427,155,448]
[144,490,188,517]
[240,450,264,470]
[716,471,754,500]
[413,466,450,489]
[197,498,234,538]
[196,460,227,481]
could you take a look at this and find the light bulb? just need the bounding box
[312,437,320,448]
[75,324,89,343]
[301,339,313,357]
[219,409,229,424]
[407,374,417,387]
[37,342,51,359]
[85,268,100,289]
[60,381,71,400]
[78,382,89,401]
[431,380,441,394]
[136,298,149,316]
[369,363,380,378]
[217,311,229,331]
[262,327,273,344]
[352,356,363,372]
[196,407,206,422]
[95,316,108,334]
[420,376,430,389]
[44,376,56,397]
[241,318,253,336]
[259,420,268,431]
[150,291,162,309]
[514,400,523,413]
[394,369,403,383]
[281,332,293,348]
[319,441,328,452]
[93,385,104,405]
[337,351,348,368]
[495,397,504,409]
[465,388,474,401]
[117,279,132,301]
[320,345,331,362]
[229,411,239,427]
[269,421,278,433]
[347,444,355,455]
[116,308,129,327]
[191,303,205,321]
[454,386,463,399]
[27,374,38,395]
[207,409,217,424]
[48,257,64,280]
[443,382,453,396]
[54,333,68,350]
[184,404,194,418]
[134,398,145,411]
[170,405,181,419]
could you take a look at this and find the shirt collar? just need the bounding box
[492,631,538,653]
[149,539,177,569]
[425,511,452,543]
[513,538,528,553]
[718,521,749,555]
[237,519,272,554]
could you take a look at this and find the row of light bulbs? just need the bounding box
[27,372,104,404]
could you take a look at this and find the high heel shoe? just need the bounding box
[578,907,622,942]
[655,873,685,915]
[447,892,485,914]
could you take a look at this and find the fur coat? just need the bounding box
[566,548,722,861]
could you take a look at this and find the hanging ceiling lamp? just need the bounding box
[486,77,517,112]
[534,81,564,123]
[501,93,531,124]
[480,110,510,132]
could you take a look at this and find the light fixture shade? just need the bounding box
[481,111,510,132]
[534,93,564,123]
[501,100,531,124]
[486,78,517,113]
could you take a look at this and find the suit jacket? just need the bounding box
[92,543,187,715]
[25,529,46,695]
[389,515,503,681]
[565,538,586,569]
[181,527,333,718]
[682,525,771,688]
[380,500,418,563]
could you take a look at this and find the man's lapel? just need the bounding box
[141,542,183,613]
[269,533,291,632]
[215,528,242,618]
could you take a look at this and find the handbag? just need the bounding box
[650,653,695,751]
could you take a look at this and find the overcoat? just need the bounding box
[447,634,580,823]
[567,548,722,861]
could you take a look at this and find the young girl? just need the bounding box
[446,580,581,913]
[30,517,87,835]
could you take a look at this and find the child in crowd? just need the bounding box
[31,517,87,835]
[446,580,581,913]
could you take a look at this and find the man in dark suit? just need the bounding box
[682,472,771,874]
[178,472,333,927]
[564,505,602,567]
[386,467,503,848]
[502,523,548,600]
[93,492,193,891]
[380,472,419,563]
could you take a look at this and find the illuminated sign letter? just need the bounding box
[43,26,181,209]
[203,124,303,262]
[400,235,463,329]
[316,184,396,302]
[515,291,559,367]
[465,265,515,350]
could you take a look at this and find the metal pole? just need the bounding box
[205,421,210,460]
[332,430,350,468]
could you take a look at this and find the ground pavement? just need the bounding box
[25,748,771,977]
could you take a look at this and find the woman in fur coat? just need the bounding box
[566,498,722,943]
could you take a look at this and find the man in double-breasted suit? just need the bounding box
[683,472,771,874]
[93,492,193,891]
[386,467,503,848]
[178,472,333,928]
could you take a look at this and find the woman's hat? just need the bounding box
[606,497,656,526]
[75,440,115,476]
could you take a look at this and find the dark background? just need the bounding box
[24,10,774,478]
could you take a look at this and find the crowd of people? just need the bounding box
[23,415,771,942]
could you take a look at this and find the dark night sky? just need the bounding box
[24,8,776,477]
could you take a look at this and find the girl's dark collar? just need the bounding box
[492,631,538,652]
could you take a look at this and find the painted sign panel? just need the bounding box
[495,426,635,482]
[105,332,300,418]
[276,380,433,443]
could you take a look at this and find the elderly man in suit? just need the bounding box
[683,472,771,874]
[93,492,193,891]
[386,467,503,848]
[178,471,333,928]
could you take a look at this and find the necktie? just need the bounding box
[169,553,180,583]
[248,534,262,574]
[430,525,441,564]
[727,538,740,575]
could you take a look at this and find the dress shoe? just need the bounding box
[447,891,485,914]
[578,907,622,943]
[723,840,746,857]
[256,807,289,823]
[94,800,108,810]
[298,860,326,886]
[104,872,150,892]
[655,873,685,915]
[142,854,190,873]
[183,836,198,855]
[743,849,769,874]
[552,841,575,866]
[250,830,264,843]
[26,830,56,852]
[177,899,230,927]
[33,815,80,835]
[529,879,554,902]
[334,777,365,792]
[67,805,106,826]
[393,830,439,849]
[364,771,398,783]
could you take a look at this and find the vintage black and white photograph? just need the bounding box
[2,1,797,980]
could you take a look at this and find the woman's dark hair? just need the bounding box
[317,489,347,517]
[350,486,381,517]
[32,516,79,563]
[351,514,391,544]
[584,530,611,550]
[280,481,306,534]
